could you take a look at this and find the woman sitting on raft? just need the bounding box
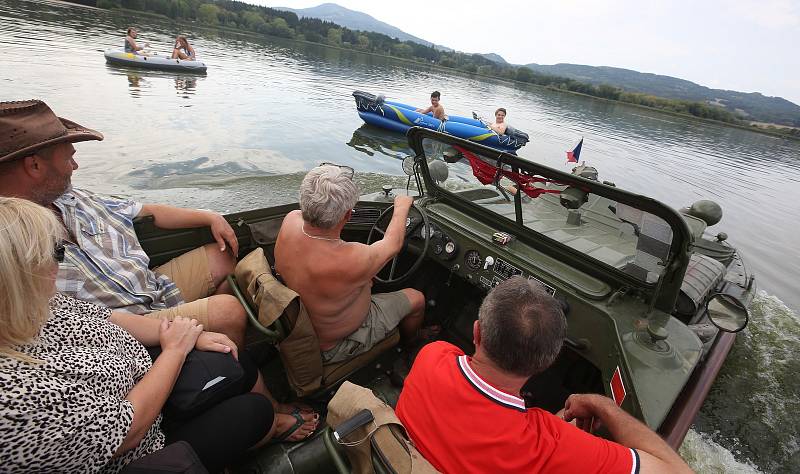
[125,27,148,55]
[0,198,317,473]
[172,35,196,60]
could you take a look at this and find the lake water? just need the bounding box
[1,0,798,471]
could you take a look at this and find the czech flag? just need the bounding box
[566,138,583,163]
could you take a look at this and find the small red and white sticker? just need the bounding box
[610,366,626,406]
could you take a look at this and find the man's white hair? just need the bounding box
[299,165,359,229]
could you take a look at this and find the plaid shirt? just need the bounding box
[54,188,184,314]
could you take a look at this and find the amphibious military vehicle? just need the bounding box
[136,128,754,472]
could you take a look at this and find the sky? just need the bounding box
[251,0,800,105]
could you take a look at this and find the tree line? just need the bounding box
[96,0,798,136]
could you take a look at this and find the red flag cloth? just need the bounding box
[455,146,563,199]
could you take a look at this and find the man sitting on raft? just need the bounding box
[416,91,448,121]
[172,35,196,61]
[125,27,149,55]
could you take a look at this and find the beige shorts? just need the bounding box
[148,246,216,325]
[321,291,411,364]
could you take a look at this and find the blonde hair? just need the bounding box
[0,197,64,362]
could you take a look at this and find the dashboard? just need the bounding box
[410,219,557,297]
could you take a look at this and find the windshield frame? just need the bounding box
[406,127,693,312]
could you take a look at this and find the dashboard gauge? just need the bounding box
[444,241,456,256]
[419,224,435,239]
[432,237,444,255]
[465,250,482,271]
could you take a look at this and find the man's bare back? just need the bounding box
[275,198,412,351]
[275,211,373,350]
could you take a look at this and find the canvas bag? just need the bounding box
[234,248,323,395]
[326,381,440,474]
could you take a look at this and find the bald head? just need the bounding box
[476,276,566,377]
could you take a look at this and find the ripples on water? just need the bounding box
[1,0,799,471]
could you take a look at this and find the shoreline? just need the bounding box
[110,7,798,142]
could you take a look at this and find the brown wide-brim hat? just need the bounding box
[0,99,103,163]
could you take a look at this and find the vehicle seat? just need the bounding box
[229,248,400,397]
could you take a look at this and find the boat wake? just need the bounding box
[684,291,799,472]
[680,429,760,473]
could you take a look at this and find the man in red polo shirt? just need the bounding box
[396,277,692,474]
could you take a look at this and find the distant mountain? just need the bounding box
[480,53,507,64]
[524,63,800,126]
[275,3,798,126]
[276,3,440,48]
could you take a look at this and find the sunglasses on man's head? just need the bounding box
[319,162,354,179]
[54,241,65,263]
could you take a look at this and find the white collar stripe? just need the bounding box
[457,355,526,410]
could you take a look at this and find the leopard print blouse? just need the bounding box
[0,293,165,473]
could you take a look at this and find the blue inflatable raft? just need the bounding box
[352,90,529,153]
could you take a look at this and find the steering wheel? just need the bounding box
[367,203,430,284]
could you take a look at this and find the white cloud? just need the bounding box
[729,0,800,29]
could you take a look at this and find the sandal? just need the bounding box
[271,408,317,443]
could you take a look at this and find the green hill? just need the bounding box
[276,3,443,49]
[524,63,800,126]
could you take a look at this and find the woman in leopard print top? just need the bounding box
[1,293,164,472]
[0,198,280,473]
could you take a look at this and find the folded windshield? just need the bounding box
[421,137,676,284]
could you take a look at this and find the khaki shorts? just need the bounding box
[322,291,411,364]
[148,246,215,325]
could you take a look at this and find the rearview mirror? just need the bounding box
[706,293,749,333]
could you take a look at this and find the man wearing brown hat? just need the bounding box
[0,100,247,347]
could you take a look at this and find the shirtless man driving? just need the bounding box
[416,91,448,121]
[275,164,426,363]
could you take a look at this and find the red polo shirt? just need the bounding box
[396,342,639,474]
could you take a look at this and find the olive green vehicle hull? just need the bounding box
[134,128,754,471]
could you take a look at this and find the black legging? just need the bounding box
[164,393,273,472]
[156,349,275,473]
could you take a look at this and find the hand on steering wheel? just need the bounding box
[367,203,430,284]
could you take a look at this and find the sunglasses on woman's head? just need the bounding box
[319,162,355,179]
[54,241,65,263]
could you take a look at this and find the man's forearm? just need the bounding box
[139,204,215,229]
[109,312,162,346]
[595,399,690,471]
[384,205,411,250]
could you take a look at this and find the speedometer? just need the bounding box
[465,250,482,271]
[419,224,435,239]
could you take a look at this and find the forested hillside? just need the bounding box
[92,0,799,138]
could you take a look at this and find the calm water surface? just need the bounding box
[1,0,798,471]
